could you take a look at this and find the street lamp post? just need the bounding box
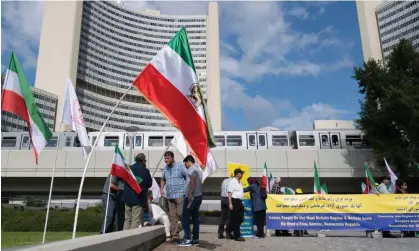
[124,126,140,165]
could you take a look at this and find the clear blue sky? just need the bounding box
[1,1,364,131]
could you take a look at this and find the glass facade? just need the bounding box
[376,1,419,60]
[1,79,58,132]
[77,1,209,132]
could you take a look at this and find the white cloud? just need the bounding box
[289,6,310,20]
[219,2,353,82]
[1,1,44,70]
[222,77,353,130]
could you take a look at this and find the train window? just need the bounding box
[125,136,130,146]
[148,136,163,147]
[248,135,256,146]
[214,136,225,146]
[258,135,265,146]
[226,135,242,146]
[46,136,58,147]
[299,135,315,146]
[272,135,288,146]
[104,136,119,147]
[135,136,142,147]
[2,137,17,147]
[331,135,340,146]
[345,135,362,147]
[164,136,174,146]
[21,136,30,147]
[321,135,329,146]
[74,136,81,147]
[65,137,72,147]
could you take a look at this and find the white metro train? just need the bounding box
[1,129,370,151]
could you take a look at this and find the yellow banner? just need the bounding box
[267,194,419,214]
[227,162,250,199]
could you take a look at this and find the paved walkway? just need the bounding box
[154,226,419,251]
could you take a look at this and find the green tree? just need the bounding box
[353,39,419,179]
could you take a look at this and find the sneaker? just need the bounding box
[235,237,245,241]
[218,234,225,239]
[226,233,234,239]
[176,239,192,247]
[191,240,200,246]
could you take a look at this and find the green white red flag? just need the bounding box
[364,162,379,194]
[262,162,269,192]
[1,52,52,163]
[134,27,215,166]
[313,161,324,194]
[280,187,295,195]
[110,145,142,194]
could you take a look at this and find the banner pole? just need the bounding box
[72,84,133,239]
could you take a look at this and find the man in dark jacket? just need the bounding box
[123,153,152,230]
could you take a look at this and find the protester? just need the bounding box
[144,201,171,242]
[377,176,395,238]
[160,151,188,242]
[270,177,291,236]
[244,177,267,238]
[177,155,203,246]
[218,173,234,239]
[123,153,152,230]
[100,174,124,234]
[397,181,415,237]
[226,168,246,241]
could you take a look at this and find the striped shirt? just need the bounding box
[221,178,232,198]
[162,162,188,199]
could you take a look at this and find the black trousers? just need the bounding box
[226,198,244,238]
[253,210,266,237]
[218,197,230,235]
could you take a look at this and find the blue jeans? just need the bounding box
[182,195,203,240]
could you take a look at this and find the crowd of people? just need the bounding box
[100,152,416,245]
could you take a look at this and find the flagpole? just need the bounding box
[152,143,172,177]
[72,84,133,239]
[42,150,59,243]
[103,175,112,234]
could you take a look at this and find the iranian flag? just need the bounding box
[361,182,369,194]
[110,145,142,194]
[313,162,327,194]
[262,162,269,191]
[364,162,379,194]
[1,52,52,163]
[280,187,295,195]
[134,27,215,166]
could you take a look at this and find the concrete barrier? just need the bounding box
[14,226,166,251]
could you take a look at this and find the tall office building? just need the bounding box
[34,1,221,132]
[356,0,419,62]
[376,1,419,61]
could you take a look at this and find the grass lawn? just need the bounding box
[1,232,97,249]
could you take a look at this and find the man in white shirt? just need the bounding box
[218,174,233,239]
[226,169,245,242]
[144,202,171,243]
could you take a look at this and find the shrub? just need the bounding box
[1,206,221,232]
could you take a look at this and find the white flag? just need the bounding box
[170,132,218,183]
[149,172,161,202]
[61,78,91,157]
[384,158,398,193]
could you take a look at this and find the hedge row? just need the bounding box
[1,205,221,232]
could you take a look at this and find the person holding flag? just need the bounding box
[122,153,152,230]
[100,174,125,234]
[243,177,267,238]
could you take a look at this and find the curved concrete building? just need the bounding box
[34,1,221,132]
